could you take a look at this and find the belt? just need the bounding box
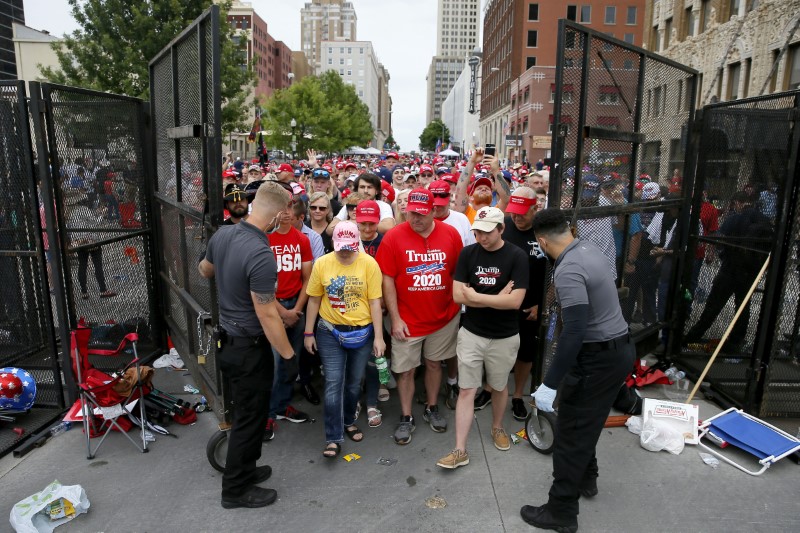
[223,332,268,347]
[318,318,370,332]
[582,333,630,352]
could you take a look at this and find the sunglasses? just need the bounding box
[309,205,328,211]
[312,169,331,179]
[420,173,434,178]
[433,193,450,199]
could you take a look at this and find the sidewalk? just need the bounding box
[1,367,798,532]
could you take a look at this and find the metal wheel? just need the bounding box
[525,410,557,454]
[206,430,228,473]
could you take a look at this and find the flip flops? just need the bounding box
[323,442,341,459]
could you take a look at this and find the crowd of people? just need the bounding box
[199,147,775,531]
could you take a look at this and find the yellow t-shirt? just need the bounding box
[306,252,383,326]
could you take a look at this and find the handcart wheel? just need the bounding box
[525,409,557,455]
[206,430,229,473]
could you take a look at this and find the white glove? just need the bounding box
[532,384,557,412]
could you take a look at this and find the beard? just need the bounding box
[471,191,492,208]
[229,205,248,218]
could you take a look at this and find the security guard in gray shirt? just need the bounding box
[521,208,634,533]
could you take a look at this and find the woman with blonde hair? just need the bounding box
[394,188,410,223]
[306,191,334,254]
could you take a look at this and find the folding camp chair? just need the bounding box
[698,408,800,476]
[71,325,150,459]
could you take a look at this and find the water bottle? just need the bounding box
[49,421,72,437]
[375,356,391,385]
[664,367,685,382]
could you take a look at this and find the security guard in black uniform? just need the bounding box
[521,208,635,532]
[199,181,295,509]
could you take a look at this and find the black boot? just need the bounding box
[520,504,578,533]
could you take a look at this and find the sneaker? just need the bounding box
[276,405,309,423]
[491,427,511,451]
[221,486,278,509]
[253,465,272,484]
[444,382,459,410]
[436,448,470,469]
[511,398,528,421]
[394,415,415,445]
[520,504,578,533]
[474,389,492,410]
[263,418,275,441]
[423,404,447,433]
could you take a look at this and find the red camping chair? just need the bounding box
[70,324,150,459]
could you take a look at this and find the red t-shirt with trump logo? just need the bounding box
[376,220,463,336]
[268,226,312,299]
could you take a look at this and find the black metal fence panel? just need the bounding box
[671,90,800,416]
[0,81,64,456]
[540,21,698,381]
[149,6,222,408]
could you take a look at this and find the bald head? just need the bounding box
[252,181,291,217]
[511,185,536,199]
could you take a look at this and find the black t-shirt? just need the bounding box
[454,241,530,339]
[362,233,383,258]
[305,221,333,254]
[502,216,548,312]
[206,220,278,337]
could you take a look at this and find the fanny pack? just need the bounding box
[320,318,373,349]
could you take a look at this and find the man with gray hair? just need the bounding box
[199,181,296,509]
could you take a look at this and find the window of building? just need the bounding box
[527,30,538,47]
[787,43,800,90]
[727,62,741,100]
[580,5,591,23]
[339,68,344,75]
[729,0,740,20]
[348,47,352,54]
[598,86,620,105]
[605,6,616,24]
[529,4,539,21]
[340,58,344,65]
[359,69,364,77]
[663,18,672,49]
[700,0,712,33]
[523,89,530,103]
[359,90,364,97]
[327,58,333,65]
[360,47,364,54]
[567,5,577,21]
[623,59,635,70]
[624,33,634,44]
[526,56,537,69]
[347,69,352,76]
[684,7,695,38]
[626,6,637,25]
[550,84,574,103]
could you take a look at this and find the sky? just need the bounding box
[23,0,451,152]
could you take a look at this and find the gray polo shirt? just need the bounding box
[553,238,628,342]
[206,220,278,337]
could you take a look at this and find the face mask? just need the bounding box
[265,213,281,235]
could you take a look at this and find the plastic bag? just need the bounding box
[10,480,90,533]
[625,415,643,435]
[640,417,685,455]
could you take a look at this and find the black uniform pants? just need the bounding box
[220,334,273,498]
[686,266,753,346]
[547,338,635,519]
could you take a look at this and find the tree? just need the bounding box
[261,71,373,156]
[40,0,254,136]
[419,119,450,152]
[384,134,399,151]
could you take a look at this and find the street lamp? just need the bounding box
[290,118,297,161]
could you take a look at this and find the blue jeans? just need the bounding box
[316,320,373,443]
[365,355,380,408]
[269,296,304,418]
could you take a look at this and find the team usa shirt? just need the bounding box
[268,226,312,299]
[376,221,463,337]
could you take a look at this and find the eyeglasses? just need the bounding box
[312,169,331,179]
[309,205,328,211]
[420,173,434,178]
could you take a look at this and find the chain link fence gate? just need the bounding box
[149,6,223,412]
[0,81,65,456]
[671,90,800,417]
[537,21,698,384]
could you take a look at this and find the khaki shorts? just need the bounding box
[457,327,519,391]
[390,313,459,373]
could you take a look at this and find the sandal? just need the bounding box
[354,401,361,421]
[323,442,341,459]
[367,407,382,428]
[378,387,390,402]
[345,425,363,442]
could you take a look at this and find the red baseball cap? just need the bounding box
[441,173,458,185]
[344,161,358,170]
[405,188,434,215]
[278,163,294,174]
[355,200,381,223]
[506,195,537,215]
[468,176,493,196]
[381,180,396,203]
[386,151,399,160]
[419,164,434,175]
[336,162,345,170]
[428,180,452,206]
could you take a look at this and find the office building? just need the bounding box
[1,0,25,80]
[301,0,357,74]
